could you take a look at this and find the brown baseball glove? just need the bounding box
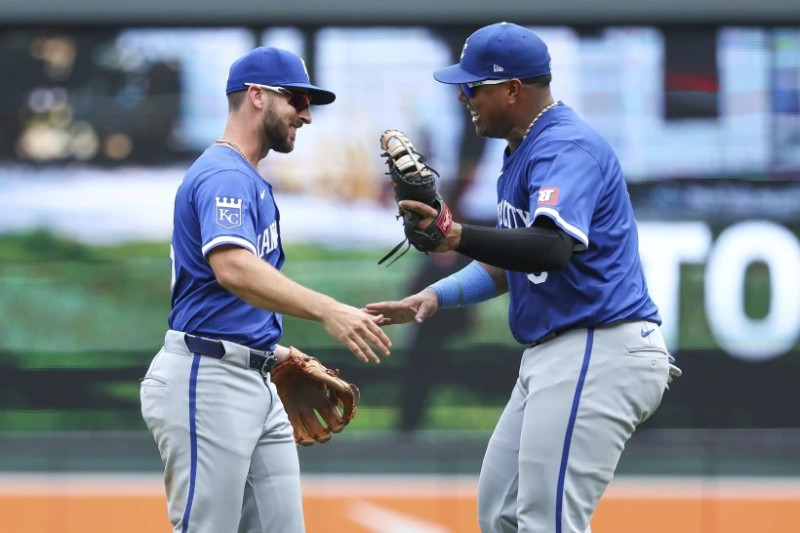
[271,347,359,446]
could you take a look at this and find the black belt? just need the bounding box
[183,334,276,376]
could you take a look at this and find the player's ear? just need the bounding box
[506,79,525,102]
[248,85,267,110]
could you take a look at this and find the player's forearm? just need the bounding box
[228,268,338,323]
[457,225,573,272]
[478,262,509,294]
[209,247,337,323]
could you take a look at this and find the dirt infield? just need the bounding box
[1,474,799,532]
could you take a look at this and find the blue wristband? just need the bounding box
[428,261,498,309]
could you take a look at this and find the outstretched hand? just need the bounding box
[364,289,440,326]
[320,301,392,364]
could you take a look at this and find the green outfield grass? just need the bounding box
[1,229,746,352]
[0,230,515,352]
[0,229,776,432]
[0,405,506,432]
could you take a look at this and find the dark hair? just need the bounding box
[227,90,247,111]
[521,74,552,87]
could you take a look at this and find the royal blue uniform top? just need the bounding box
[168,145,285,350]
[497,102,660,344]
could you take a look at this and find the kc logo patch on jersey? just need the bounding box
[537,187,560,206]
[215,196,242,229]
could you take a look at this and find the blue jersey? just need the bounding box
[168,145,285,350]
[497,103,660,344]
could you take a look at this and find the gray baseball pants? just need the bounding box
[477,320,670,533]
[140,330,304,533]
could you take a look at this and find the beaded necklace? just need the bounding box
[521,101,558,142]
[215,139,246,159]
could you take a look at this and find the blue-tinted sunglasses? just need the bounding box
[460,78,511,99]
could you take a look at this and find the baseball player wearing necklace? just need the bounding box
[140,47,391,533]
[367,22,679,533]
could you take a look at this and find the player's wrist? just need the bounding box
[439,221,462,252]
[427,261,497,308]
[273,344,291,363]
[420,288,441,308]
[309,294,339,322]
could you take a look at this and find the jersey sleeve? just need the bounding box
[192,171,259,257]
[528,141,603,250]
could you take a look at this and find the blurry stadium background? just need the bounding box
[2,0,800,531]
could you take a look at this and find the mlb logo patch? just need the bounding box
[537,187,559,206]
[215,196,242,229]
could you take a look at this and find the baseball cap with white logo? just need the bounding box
[433,22,551,84]
[225,46,336,105]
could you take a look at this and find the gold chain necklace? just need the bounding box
[215,139,246,159]
[521,101,558,142]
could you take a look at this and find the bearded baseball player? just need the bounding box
[140,47,391,533]
[368,22,681,533]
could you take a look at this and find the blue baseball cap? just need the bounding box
[226,47,336,105]
[433,22,551,84]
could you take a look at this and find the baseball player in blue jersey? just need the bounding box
[140,47,392,533]
[367,22,680,533]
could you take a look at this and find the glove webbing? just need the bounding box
[378,211,422,267]
[378,129,440,266]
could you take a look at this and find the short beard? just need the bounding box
[260,105,294,154]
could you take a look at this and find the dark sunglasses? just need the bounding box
[244,83,311,112]
[460,78,512,99]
